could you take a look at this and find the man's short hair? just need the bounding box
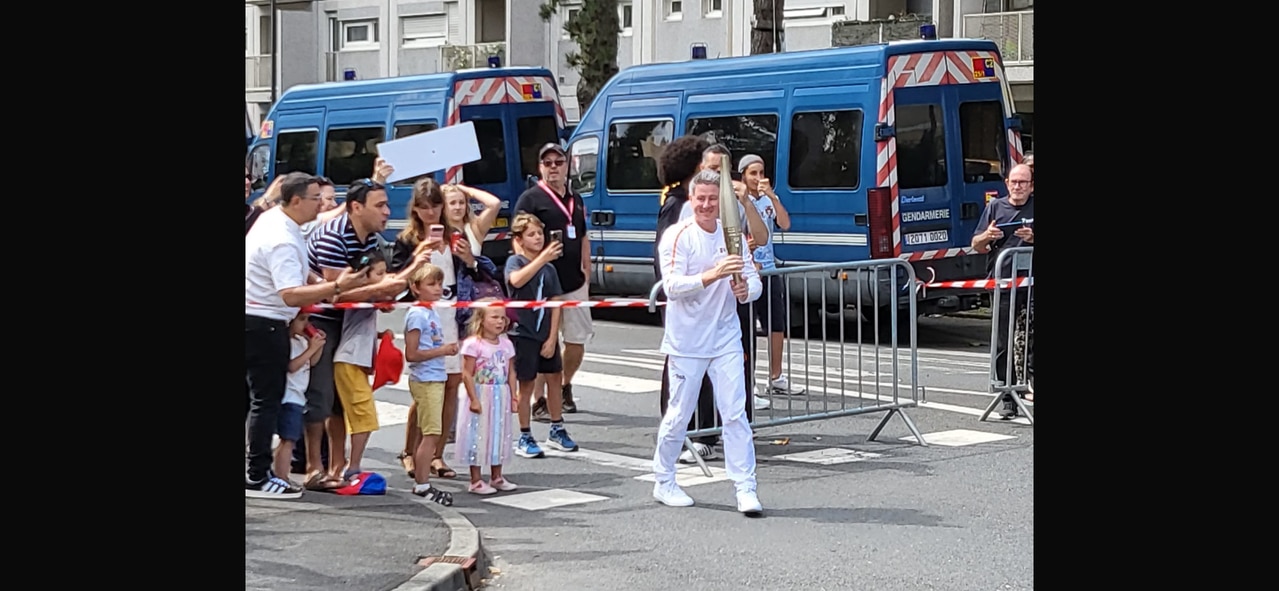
[275,172,319,206]
[315,176,335,188]
[689,168,721,189]
[510,212,544,237]
[704,143,731,157]
[345,179,386,209]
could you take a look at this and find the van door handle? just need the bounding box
[591,210,615,227]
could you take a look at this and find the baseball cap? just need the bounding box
[737,154,764,173]
[538,143,566,159]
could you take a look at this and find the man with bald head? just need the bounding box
[972,163,1034,418]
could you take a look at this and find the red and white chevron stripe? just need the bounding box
[445,75,565,184]
[924,277,1032,289]
[878,49,1024,258]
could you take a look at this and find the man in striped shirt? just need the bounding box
[301,179,431,488]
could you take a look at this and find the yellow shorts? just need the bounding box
[408,381,446,436]
[333,362,380,435]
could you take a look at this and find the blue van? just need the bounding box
[566,38,1026,317]
[246,67,569,261]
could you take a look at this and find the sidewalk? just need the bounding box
[246,488,454,591]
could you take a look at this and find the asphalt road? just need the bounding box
[357,307,1033,591]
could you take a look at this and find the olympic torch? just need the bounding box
[718,154,743,284]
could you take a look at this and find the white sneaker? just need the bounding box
[653,481,694,507]
[753,395,771,410]
[736,489,763,515]
[678,442,718,464]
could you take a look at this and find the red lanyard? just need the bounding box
[537,180,574,223]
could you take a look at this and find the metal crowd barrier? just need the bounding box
[648,259,929,478]
[978,246,1034,424]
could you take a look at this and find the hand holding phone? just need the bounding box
[549,229,563,243]
[304,324,319,338]
[429,224,445,242]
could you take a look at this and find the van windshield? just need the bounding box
[518,116,559,179]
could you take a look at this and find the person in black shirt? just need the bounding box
[972,163,1035,418]
[512,143,592,415]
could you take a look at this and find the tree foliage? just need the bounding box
[540,0,620,116]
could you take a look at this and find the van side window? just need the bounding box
[894,104,947,189]
[325,126,384,186]
[518,116,560,179]
[788,110,864,190]
[686,114,779,176]
[958,101,1005,183]
[275,131,319,177]
[606,119,673,191]
[568,136,599,195]
[390,122,440,186]
[248,144,271,191]
[463,119,507,185]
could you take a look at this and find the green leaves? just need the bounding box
[539,0,620,113]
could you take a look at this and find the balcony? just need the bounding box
[246,54,273,90]
[441,42,506,71]
[962,10,1033,65]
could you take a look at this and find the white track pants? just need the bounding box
[653,352,757,492]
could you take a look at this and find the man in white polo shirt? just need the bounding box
[245,172,370,499]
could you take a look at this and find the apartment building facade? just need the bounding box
[246,0,1030,147]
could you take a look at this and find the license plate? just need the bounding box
[904,230,948,245]
[493,217,508,228]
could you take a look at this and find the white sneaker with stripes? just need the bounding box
[246,472,303,499]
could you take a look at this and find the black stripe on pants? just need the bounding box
[245,314,291,483]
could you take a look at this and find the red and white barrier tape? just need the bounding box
[923,277,1033,289]
[303,298,659,312]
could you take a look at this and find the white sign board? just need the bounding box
[375,121,481,184]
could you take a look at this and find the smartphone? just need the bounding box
[304,325,319,338]
[351,253,371,272]
[549,229,563,243]
[429,224,445,242]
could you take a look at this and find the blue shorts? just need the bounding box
[277,402,305,442]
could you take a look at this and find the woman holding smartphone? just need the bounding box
[390,178,493,480]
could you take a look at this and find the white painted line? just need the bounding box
[916,400,1032,426]
[570,371,661,393]
[634,466,730,487]
[543,448,652,472]
[899,429,1016,446]
[774,448,884,465]
[482,488,608,511]
[376,400,410,427]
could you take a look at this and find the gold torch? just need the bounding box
[718,153,744,284]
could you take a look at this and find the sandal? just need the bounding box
[413,485,454,506]
[398,452,415,479]
[304,472,344,491]
[431,461,457,479]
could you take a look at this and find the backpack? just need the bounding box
[454,254,508,335]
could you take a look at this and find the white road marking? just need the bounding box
[899,429,1016,446]
[774,448,884,465]
[375,401,410,427]
[482,488,609,511]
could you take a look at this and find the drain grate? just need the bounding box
[416,555,476,570]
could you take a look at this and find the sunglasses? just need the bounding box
[541,158,566,167]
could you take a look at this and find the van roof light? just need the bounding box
[920,24,937,40]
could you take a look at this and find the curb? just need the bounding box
[391,492,489,591]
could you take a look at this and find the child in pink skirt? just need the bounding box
[455,299,518,494]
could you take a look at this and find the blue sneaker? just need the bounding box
[547,424,579,452]
[516,433,545,458]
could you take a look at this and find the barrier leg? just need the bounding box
[683,437,713,478]
[868,407,928,446]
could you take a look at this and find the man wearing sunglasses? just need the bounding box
[513,143,593,416]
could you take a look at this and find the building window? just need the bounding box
[894,104,947,189]
[342,20,379,50]
[389,122,440,186]
[666,0,682,19]
[788,110,864,190]
[704,0,722,16]
[275,131,319,177]
[685,114,780,180]
[464,119,508,185]
[958,101,1006,183]
[324,126,385,186]
[619,1,633,33]
[606,119,674,191]
[402,14,446,48]
[564,6,580,39]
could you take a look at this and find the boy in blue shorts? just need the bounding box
[275,311,327,481]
